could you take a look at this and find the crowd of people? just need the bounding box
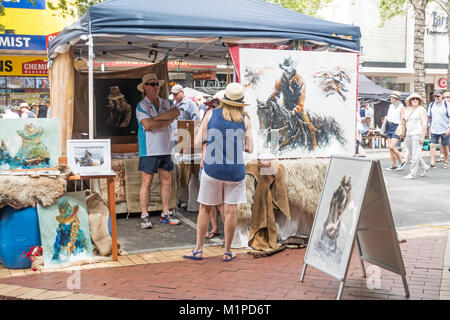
[0,101,51,119]
[359,89,449,180]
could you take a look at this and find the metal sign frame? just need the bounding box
[300,155,409,300]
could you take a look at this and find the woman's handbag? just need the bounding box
[395,120,406,138]
[394,108,416,139]
[380,120,387,135]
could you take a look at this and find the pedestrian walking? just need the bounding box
[136,73,181,229]
[184,83,253,262]
[402,93,430,179]
[427,90,449,169]
[385,91,406,171]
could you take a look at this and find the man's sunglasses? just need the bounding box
[145,82,160,87]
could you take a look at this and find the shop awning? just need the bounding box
[359,74,409,101]
[48,0,361,63]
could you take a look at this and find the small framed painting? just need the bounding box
[67,139,113,176]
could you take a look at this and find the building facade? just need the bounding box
[320,0,449,99]
[0,0,74,107]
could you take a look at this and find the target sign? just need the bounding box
[438,78,447,89]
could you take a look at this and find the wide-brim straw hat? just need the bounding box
[389,91,402,100]
[443,92,450,98]
[219,83,250,107]
[137,73,165,92]
[406,93,424,106]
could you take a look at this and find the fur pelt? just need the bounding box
[237,159,328,221]
[0,166,71,210]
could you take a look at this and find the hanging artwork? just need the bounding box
[0,119,59,170]
[67,139,113,176]
[105,86,132,128]
[37,192,93,267]
[240,49,357,158]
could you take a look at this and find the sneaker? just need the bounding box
[429,163,436,168]
[402,174,415,180]
[396,162,407,170]
[420,166,430,177]
[386,166,397,171]
[140,215,153,229]
[160,211,181,225]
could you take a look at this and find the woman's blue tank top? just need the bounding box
[203,108,246,181]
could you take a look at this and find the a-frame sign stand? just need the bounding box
[300,156,409,300]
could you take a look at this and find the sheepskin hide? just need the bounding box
[0,168,71,210]
[237,159,328,221]
[283,159,328,216]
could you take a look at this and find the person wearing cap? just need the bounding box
[183,83,253,262]
[170,84,200,121]
[402,93,430,179]
[385,91,407,171]
[427,90,450,169]
[136,73,181,229]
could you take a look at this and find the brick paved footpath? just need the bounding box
[0,226,448,301]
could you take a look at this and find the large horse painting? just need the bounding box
[240,49,357,158]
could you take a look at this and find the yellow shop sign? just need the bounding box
[0,56,48,76]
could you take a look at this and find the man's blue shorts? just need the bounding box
[385,121,401,139]
[138,155,174,174]
[430,133,449,146]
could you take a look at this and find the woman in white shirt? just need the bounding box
[385,91,406,171]
[403,93,429,179]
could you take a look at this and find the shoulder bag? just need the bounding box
[395,108,415,139]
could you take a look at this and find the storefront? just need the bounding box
[0,55,50,106]
[0,0,74,108]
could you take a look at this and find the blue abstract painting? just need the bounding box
[0,119,59,170]
[37,192,93,267]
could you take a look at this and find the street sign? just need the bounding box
[300,155,409,300]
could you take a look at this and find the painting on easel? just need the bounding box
[305,157,372,280]
[0,119,59,170]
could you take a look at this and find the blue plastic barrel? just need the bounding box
[0,206,41,269]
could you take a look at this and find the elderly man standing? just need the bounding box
[136,73,181,229]
[428,90,450,169]
[170,85,200,120]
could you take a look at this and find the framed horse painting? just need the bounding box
[239,49,358,159]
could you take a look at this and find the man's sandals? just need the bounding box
[206,231,221,239]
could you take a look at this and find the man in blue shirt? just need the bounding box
[427,90,450,168]
[171,85,201,120]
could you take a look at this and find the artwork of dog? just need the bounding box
[320,176,352,253]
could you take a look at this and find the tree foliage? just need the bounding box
[47,0,104,18]
[265,0,334,16]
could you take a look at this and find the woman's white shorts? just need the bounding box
[197,170,246,206]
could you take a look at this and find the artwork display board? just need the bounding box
[0,119,59,170]
[239,49,357,159]
[301,156,409,299]
[37,192,94,267]
[67,139,114,176]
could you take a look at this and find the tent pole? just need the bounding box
[88,33,94,139]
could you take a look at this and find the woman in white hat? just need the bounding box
[402,93,430,179]
[385,91,406,171]
[184,83,253,262]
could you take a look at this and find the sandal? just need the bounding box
[183,249,203,260]
[444,162,448,169]
[222,252,236,262]
[206,231,221,239]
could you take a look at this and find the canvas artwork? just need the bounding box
[239,49,357,158]
[67,139,112,175]
[305,157,372,279]
[37,192,93,267]
[0,119,59,170]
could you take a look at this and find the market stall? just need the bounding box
[45,0,362,255]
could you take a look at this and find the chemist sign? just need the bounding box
[0,56,48,76]
[0,34,47,51]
